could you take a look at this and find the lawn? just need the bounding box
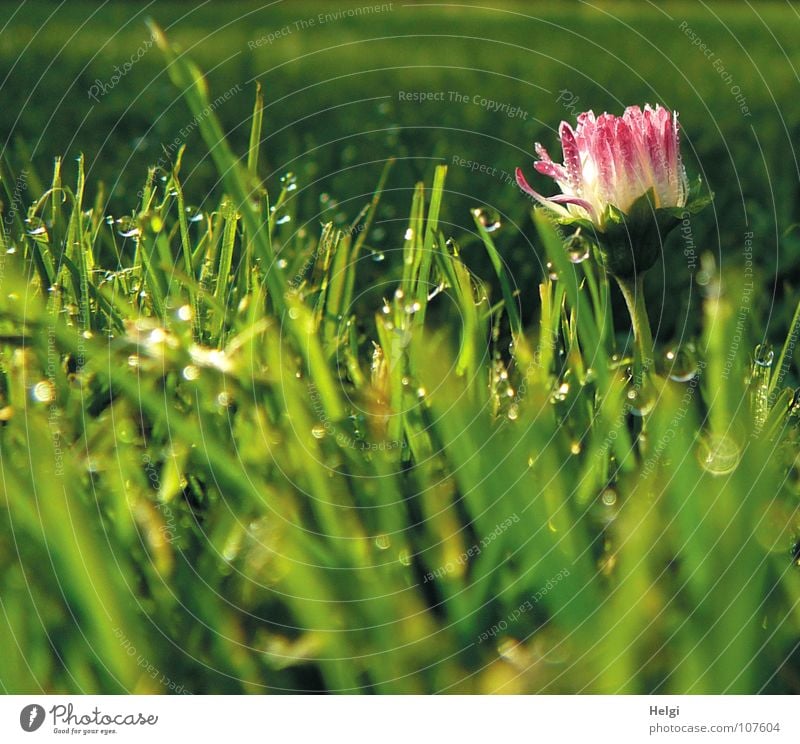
[0,0,799,694]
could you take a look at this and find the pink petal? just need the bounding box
[515,168,597,221]
[558,122,584,194]
[534,160,568,182]
[515,167,571,218]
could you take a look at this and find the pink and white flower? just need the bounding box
[516,104,689,225]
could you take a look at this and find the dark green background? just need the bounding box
[2,0,799,339]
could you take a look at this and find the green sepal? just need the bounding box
[547,178,713,279]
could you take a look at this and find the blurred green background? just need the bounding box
[2,0,800,696]
[1,0,799,342]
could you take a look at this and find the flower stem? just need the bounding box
[615,274,654,378]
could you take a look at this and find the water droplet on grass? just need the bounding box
[697,434,741,475]
[185,206,204,223]
[32,380,55,403]
[662,344,699,382]
[25,217,49,241]
[375,534,391,550]
[280,172,297,191]
[754,343,774,368]
[116,216,140,238]
[473,207,501,232]
[311,423,326,439]
[566,230,590,263]
[626,384,655,417]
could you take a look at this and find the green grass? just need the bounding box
[2,1,800,343]
[1,20,799,693]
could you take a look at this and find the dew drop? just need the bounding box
[601,488,618,507]
[375,534,391,550]
[545,262,558,281]
[311,423,326,439]
[697,434,741,476]
[754,343,774,368]
[566,230,590,264]
[280,172,297,191]
[185,206,204,223]
[662,344,699,382]
[626,384,655,417]
[550,381,570,403]
[473,207,501,232]
[148,328,168,345]
[177,304,193,322]
[25,217,49,241]
[32,380,55,403]
[182,365,200,381]
[116,216,140,238]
